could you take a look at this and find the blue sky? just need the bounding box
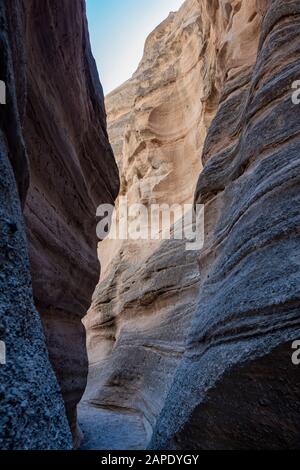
[86,0,183,94]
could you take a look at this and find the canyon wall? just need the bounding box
[0,0,119,449]
[150,0,300,449]
[2,0,298,451]
[0,0,72,450]
[81,0,290,450]
[22,0,119,446]
[81,0,210,447]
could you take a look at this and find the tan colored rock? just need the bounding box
[81,0,265,449]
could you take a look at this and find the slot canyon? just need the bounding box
[0,0,300,451]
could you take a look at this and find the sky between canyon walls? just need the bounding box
[86,0,183,94]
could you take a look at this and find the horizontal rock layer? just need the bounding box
[150,0,300,449]
[81,0,280,450]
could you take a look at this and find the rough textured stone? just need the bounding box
[21,0,119,447]
[150,0,300,450]
[80,0,284,450]
[0,0,72,450]
[0,0,119,449]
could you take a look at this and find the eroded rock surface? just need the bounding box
[150,0,300,449]
[80,0,284,450]
[22,0,119,446]
[0,0,119,449]
[0,0,72,450]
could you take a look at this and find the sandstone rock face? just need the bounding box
[80,0,284,450]
[0,0,119,449]
[150,0,300,449]
[0,0,72,450]
[22,0,119,446]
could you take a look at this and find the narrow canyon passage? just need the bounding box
[77,0,209,449]
[78,0,300,451]
[1,0,300,452]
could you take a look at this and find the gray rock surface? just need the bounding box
[0,0,119,449]
[22,0,119,446]
[0,0,72,450]
[150,0,300,449]
[79,403,147,450]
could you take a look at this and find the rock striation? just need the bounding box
[80,0,299,451]
[22,0,119,446]
[2,0,298,451]
[81,0,212,446]
[0,0,119,449]
[0,0,72,450]
[150,0,300,449]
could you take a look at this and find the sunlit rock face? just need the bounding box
[81,0,271,449]
[150,0,300,449]
[0,0,72,450]
[21,0,120,447]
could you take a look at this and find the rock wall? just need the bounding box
[0,0,119,449]
[81,0,287,450]
[22,0,119,446]
[0,0,72,450]
[81,1,211,446]
[150,0,300,449]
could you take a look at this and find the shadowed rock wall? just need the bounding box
[0,0,72,450]
[0,0,119,449]
[22,0,119,446]
[150,0,300,449]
